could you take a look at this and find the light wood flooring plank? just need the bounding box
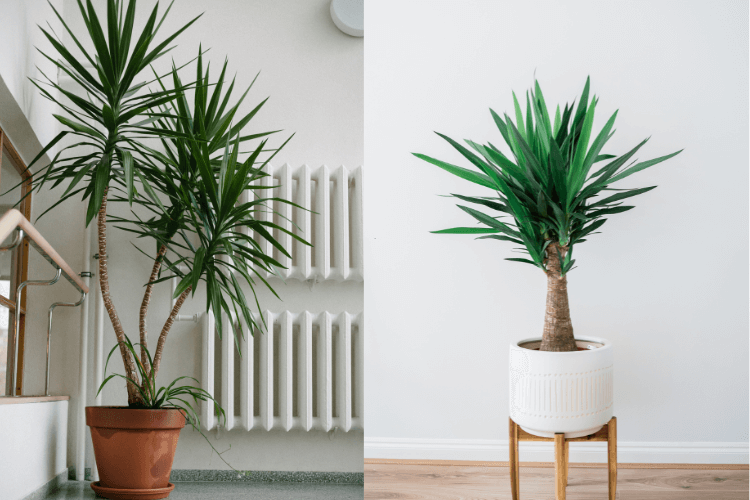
[365,463,749,500]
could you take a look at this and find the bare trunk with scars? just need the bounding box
[98,191,193,404]
[97,190,144,405]
[539,241,577,352]
[150,285,191,383]
[139,245,167,379]
[137,246,191,393]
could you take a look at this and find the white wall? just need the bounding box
[0,401,68,500]
[0,1,74,495]
[0,0,63,153]
[364,0,749,463]
[60,0,363,169]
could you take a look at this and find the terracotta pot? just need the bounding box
[86,406,186,499]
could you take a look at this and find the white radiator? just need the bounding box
[241,164,364,282]
[201,310,364,433]
[196,165,364,433]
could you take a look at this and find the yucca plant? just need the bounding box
[99,334,224,426]
[22,0,307,410]
[97,333,240,469]
[415,77,682,352]
[24,0,201,405]
[107,48,306,388]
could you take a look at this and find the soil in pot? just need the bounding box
[520,339,604,351]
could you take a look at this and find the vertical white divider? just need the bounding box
[260,310,274,430]
[350,167,364,281]
[221,311,234,430]
[299,311,313,431]
[298,165,312,280]
[278,164,293,279]
[332,166,350,281]
[239,315,254,431]
[201,311,216,431]
[355,312,364,429]
[260,164,275,279]
[337,312,353,431]
[279,311,293,431]
[318,312,333,431]
[313,166,331,280]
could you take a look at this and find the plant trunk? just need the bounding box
[97,190,143,405]
[139,244,167,378]
[150,286,191,384]
[539,242,577,352]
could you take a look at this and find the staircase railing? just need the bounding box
[0,208,88,396]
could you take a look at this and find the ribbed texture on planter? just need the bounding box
[509,337,613,438]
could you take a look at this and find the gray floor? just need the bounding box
[45,481,364,499]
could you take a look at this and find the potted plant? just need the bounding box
[414,77,681,438]
[25,1,307,497]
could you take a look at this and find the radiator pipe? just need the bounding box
[92,256,104,482]
[75,224,92,481]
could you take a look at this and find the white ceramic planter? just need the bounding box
[509,336,613,438]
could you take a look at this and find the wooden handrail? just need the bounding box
[0,295,23,314]
[0,209,89,294]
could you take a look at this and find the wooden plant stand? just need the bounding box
[509,416,617,500]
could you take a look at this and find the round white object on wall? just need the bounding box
[330,0,364,37]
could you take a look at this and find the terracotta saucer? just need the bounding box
[90,481,175,499]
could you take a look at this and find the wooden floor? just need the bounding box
[365,461,750,499]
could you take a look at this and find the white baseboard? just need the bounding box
[365,438,749,464]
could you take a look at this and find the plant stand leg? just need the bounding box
[509,418,519,500]
[512,417,616,499]
[608,416,617,500]
[555,433,566,500]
